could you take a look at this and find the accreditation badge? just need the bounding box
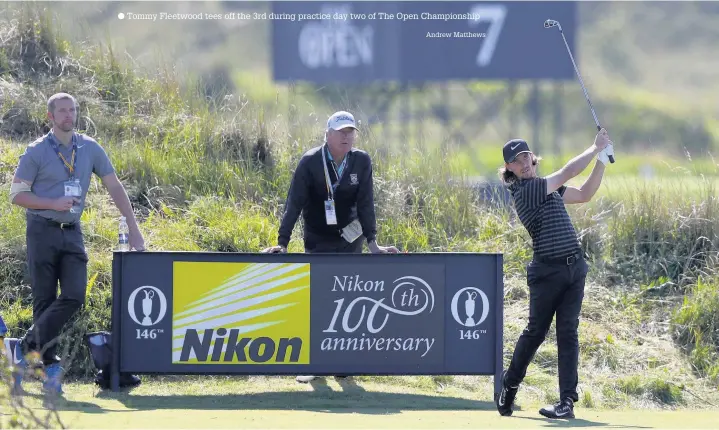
[340,219,363,243]
[64,178,82,214]
[325,199,337,225]
[64,178,81,197]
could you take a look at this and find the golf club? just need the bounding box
[544,18,614,163]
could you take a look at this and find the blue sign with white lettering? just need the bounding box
[271,1,578,82]
[111,252,504,392]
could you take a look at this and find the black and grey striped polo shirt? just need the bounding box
[508,177,581,258]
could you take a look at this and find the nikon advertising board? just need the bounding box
[112,252,503,380]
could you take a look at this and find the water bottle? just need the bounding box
[118,216,130,252]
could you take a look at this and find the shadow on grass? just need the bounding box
[7,392,107,415]
[68,380,498,415]
[16,385,650,428]
[518,416,650,429]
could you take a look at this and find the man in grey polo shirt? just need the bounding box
[494,129,614,419]
[9,92,146,395]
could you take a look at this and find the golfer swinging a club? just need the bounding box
[495,129,613,419]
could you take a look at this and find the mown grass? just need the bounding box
[5,378,719,430]
[1,6,719,423]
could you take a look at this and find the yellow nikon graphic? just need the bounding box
[172,262,310,364]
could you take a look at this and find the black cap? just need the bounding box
[503,139,532,163]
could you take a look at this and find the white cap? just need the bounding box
[327,111,357,131]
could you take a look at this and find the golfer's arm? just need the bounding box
[577,160,606,201]
[562,160,606,204]
[546,145,601,193]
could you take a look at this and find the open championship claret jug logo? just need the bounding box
[128,286,168,327]
[451,287,490,328]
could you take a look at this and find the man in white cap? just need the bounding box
[263,110,399,383]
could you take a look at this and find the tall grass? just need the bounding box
[671,268,719,386]
[0,5,718,408]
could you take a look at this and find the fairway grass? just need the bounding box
[4,378,718,429]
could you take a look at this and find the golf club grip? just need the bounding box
[596,125,615,163]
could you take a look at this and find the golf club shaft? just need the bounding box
[557,25,615,163]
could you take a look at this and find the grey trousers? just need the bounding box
[21,214,88,365]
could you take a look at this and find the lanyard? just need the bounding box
[49,133,77,179]
[333,153,346,178]
[322,145,348,200]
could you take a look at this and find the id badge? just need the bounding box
[64,179,82,214]
[324,200,337,225]
[64,179,81,197]
[341,219,363,243]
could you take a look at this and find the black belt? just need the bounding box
[533,249,584,266]
[29,215,77,230]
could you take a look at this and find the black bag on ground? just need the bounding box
[85,331,141,390]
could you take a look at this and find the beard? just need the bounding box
[57,121,74,132]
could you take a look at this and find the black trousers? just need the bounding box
[505,254,588,402]
[303,231,364,254]
[21,214,88,365]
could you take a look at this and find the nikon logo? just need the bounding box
[172,262,311,364]
[179,328,303,363]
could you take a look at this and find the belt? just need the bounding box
[30,215,77,230]
[533,250,584,266]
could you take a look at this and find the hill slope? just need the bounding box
[11,0,719,166]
